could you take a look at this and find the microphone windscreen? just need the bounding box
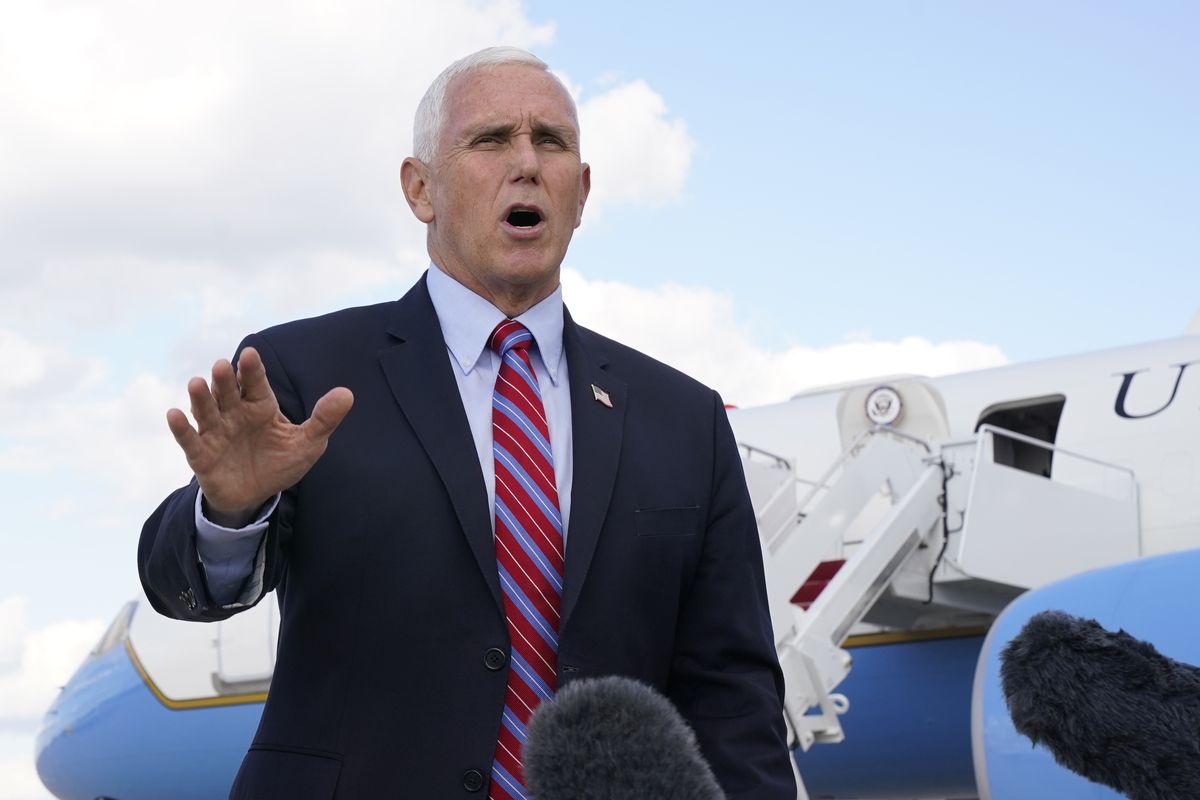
[1000,610,1200,800]
[524,675,726,800]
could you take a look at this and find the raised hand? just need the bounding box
[165,347,354,527]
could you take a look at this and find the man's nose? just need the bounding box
[509,136,540,182]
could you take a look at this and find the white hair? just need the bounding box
[412,46,575,162]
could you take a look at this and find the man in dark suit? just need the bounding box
[139,47,796,799]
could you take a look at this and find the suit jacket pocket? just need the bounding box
[635,506,702,536]
[230,745,342,799]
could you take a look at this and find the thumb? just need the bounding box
[303,387,355,442]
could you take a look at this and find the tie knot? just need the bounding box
[490,319,533,357]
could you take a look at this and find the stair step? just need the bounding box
[791,559,847,610]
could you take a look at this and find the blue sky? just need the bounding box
[0,2,1197,796]
[541,1,1200,357]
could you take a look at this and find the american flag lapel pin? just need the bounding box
[591,384,613,408]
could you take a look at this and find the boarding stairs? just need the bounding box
[745,427,947,753]
[740,420,1142,771]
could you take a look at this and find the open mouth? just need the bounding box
[506,207,543,228]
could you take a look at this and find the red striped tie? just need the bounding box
[488,319,564,800]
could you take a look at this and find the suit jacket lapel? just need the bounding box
[378,275,502,612]
[561,309,627,632]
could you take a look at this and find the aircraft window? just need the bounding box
[90,600,138,657]
[975,395,1066,477]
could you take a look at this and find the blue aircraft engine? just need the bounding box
[972,547,1200,799]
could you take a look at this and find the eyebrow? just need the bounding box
[532,121,579,145]
[461,119,579,146]
[464,121,520,141]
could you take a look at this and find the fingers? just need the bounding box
[235,348,273,403]
[182,349,270,435]
[166,408,199,454]
[187,376,223,433]
[303,387,355,442]
[211,358,240,411]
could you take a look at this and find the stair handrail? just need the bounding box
[739,441,792,470]
[790,426,931,520]
[971,424,1138,477]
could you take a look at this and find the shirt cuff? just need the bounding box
[194,490,280,608]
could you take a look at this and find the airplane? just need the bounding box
[35,322,1200,799]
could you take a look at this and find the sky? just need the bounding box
[1,1,1198,797]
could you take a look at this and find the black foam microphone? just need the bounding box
[1000,610,1200,800]
[524,675,726,800]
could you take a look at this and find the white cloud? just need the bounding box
[0,733,52,800]
[561,269,1008,406]
[0,598,105,724]
[0,601,23,669]
[578,80,695,217]
[0,0,557,209]
[0,599,96,800]
[0,0,694,332]
[0,337,187,514]
[0,0,558,330]
[0,331,106,416]
[0,332,47,391]
[0,367,190,509]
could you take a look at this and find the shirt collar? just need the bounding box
[425,264,565,385]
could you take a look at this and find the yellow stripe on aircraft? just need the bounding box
[843,625,989,648]
[125,640,268,710]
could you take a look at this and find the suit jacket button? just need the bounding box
[484,647,507,671]
[463,769,485,792]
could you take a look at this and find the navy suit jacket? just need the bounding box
[139,275,795,798]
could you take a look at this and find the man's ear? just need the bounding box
[401,157,435,223]
[575,162,591,228]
